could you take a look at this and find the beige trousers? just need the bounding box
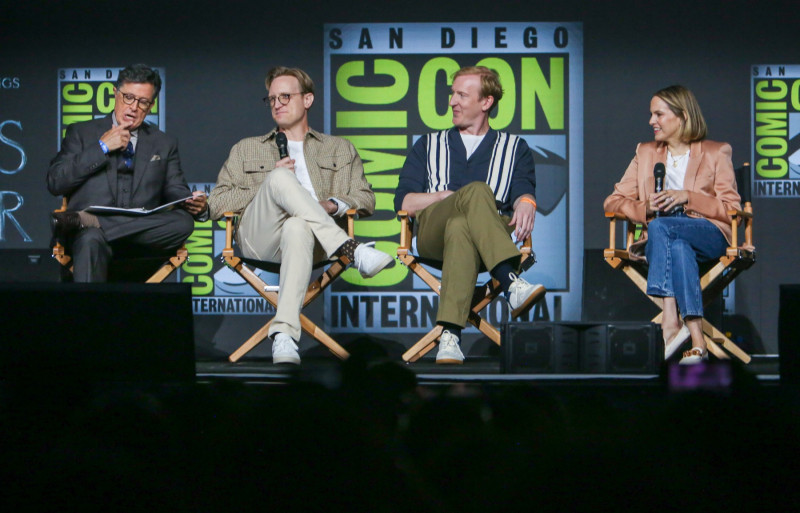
[238,167,349,342]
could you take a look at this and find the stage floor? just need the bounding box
[196,354,781,386]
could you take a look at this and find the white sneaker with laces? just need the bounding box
[353,242,393,278]
[507,273,546,318]
[436,330,465,365]
[272,333,300,365]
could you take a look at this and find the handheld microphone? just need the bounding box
[654,162,666,217]
[275,132,289,159]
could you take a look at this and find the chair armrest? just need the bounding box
[345,208,358,237]
[727,209,753,220]
[605,211,629,220]
[397,211,414,252]
[222,211,240,257]
[54,197,68,213]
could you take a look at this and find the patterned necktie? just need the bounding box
[121,141,135,170]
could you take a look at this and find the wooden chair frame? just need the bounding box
[52,198,187,283]
[396,210,543,363]
[221,210,358,363]
[603,165,755,364]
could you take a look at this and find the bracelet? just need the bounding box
[519,197,537,209]
[98,140,109,154]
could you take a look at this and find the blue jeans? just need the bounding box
[645,213,728,319]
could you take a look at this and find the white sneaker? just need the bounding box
[436,330,465,365]
[507,273,546,318]
[272,333,300,365]
[353,242,393,278]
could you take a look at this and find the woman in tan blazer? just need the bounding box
[604,85,741,365]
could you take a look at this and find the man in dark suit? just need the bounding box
[47,64,206,282]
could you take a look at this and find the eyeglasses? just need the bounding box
[118,90,154,111]
[263,92,303,107]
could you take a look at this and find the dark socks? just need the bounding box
[335,239,359,260]
[438,322,462,340]
[491,260,518,295]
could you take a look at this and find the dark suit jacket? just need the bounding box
[603,140,741,244]
[47,115,191,237]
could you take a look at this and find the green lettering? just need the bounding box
[336,59,409,104]
[62,83,93,103]
[183,275,213,295]
[755,112,787,136]
[97,82,115,114]
[756,157,787,178]
[521,57,564,130]
[756,137,786,157]
[755,80,787,100]
[184,230,213,253]
[183,254,213,273]
[337,111,407,128]
[477,57,515,130]
[418,57,460,130]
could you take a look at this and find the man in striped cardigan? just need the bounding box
[394,66,543,364]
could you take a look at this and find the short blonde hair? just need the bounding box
[265,66,314,95]
[452,66,503,114]
[654,85,707,142]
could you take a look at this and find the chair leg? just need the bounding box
[402,325,444,363]
[146,250,188,283]
[299,314,349,360]
[229,320,274,363]
[702,318,751,364]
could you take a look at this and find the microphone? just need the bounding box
[275,132,289,159]
[654,162,666,217]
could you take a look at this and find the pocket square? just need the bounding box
[150,154,161,162]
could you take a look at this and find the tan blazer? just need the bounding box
[207,127,375,225]
[603,140,741,244]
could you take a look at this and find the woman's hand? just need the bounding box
[650,189,688,213]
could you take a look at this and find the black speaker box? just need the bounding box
[0,283,196,383]
[0,249,61,282]
[779,284,800,386]
[502,323,580,373]
[504,322,661,374]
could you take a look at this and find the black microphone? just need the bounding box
[275,132,289,159]
[654,162,666,217]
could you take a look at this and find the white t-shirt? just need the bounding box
[665,149,690,191]
[460,133,485,159]
[287,140,318,200]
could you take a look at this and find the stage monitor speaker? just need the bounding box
[502,323,580,373]
[779,284,800,386]
[582,249,661,322]
[504,322,660,374]
[0,283,195,383]
[583,323,660,374]
[0,249,60,282]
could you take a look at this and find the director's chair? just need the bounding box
[603,163,755,364]
[396,211,545,363]
[221,210,359,363]
[52,198,188,283]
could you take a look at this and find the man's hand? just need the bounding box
[320,199,337,215]
[276,156,295,172]
[100,121,133,152]
[401,189,454,217]
[509,198,536,242]
[184,191,207,216]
